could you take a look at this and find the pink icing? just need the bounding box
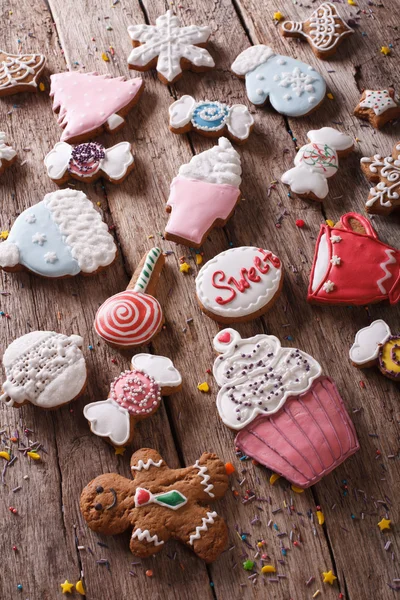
[165,176,240,245]
[235,377,359,489]
[50,72,143,142]
[109,369,161,417]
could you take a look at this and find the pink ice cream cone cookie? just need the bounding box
[94,248,165,349]
[213,328,359,488]
[164,137,242,248]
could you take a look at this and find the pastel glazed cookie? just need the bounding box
[350,320,400,382]
[127,10,214,85]
[44,141,134,185]
[169,96,254,144]
[281,127,354,201]
[0,331,86,409]
[50,71,144,143]
[0,132,17,176]
[213,329,359,488]
[165,137,242,248]
[80,448,229,562]
[308,212,400,306]
[280,2,354,59]
[84,354,182,446]
[0,49,45,96]
[94,248,165,348]
[0,189,117,278]
[231,45,326,117]
[360,142,400,215]
[196,246,283,324]
[354,89,400,130]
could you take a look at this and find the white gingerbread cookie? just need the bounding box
[195,246,283,324]
[355,89,400,129]
[0,49,45,96]
[0,331,87,409]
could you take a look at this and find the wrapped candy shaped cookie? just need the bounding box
[213,329,359,488]
[231,44,326,117]
[0,132,17,176]
[94,248,165,348]
[80,448,229,562]
[350,320,400,382]
[308,212,400,305]
[281,127,354,201]
[164,137,242,248]
[169,95,254,144]
[84,354,182,446]
[44,141,134,185]
[1,331,87,409]
[0,189,117,278]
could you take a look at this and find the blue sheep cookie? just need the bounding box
[231,45,326,117]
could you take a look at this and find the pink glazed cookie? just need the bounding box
[213,329,359,488]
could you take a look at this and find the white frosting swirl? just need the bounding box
[178,137,241,187]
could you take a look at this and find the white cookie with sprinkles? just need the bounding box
[354,88,400,129]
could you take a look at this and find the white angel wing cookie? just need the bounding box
[131,353,182,387]
[169,95,196,128]
[227,105,254,140]
[44,142,72,180]
[350,320,391,366]
[83,398,131,446]
[102,142,134,180]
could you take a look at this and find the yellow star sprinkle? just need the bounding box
[378,517,391,531]
[197,382,210,393]
[273,11,284,21]
[381,46,391,56]
[114,446,126,456]
[322,570,337,585]
[179,262,191,273]
[0,230,9,240]
[60,580,74,594]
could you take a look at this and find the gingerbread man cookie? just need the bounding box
[354,89,400,130]
[80,448,229,562]
[1,331,86,409]
[44,141,134,185]
[84,354,182,446]
[127,10,214,85]
[165,137,242,248]
[281,2,354,59]
[281,127,354,201]
[169,96,254,144]
[350,320,400,382]
[0,49,45,96]
[0,189,117,278]
[308,212,400,306]
[360,142,400,215]
[0,132,17,176]
[50,71,144,143]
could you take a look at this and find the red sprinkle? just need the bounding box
[12,545,17,551]
[295,219,305,228]
[359,380,366,388]
[9,507,17,514]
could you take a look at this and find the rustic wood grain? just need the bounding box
[0,0,398,598]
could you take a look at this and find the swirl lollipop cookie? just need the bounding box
[94,248,165,348]
[350,320,400,382]
[84,354,182,446]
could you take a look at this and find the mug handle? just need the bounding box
[339,212,378,239]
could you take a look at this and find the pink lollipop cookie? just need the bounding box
[94,248,165,348]
[84,354,182,446]
[213,329,359,489]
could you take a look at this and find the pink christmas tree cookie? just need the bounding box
[50,71,144,143]
[213,328,359,489]
[164,137,242,248]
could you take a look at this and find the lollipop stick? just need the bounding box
[127,248,165,296]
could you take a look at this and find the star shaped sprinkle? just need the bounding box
[127,10,215,84]
[0,230,9,240]
[322,280,335,293]
[179,262,191,273]
[32,232,47,246]
[25,214,36,224]
[381,46,391,56]
[330,235,342,243]
[330,255,341,266]
[60,580,74,594]
[44,251,58,263]
[322,570,337,585]
[114,446,126,456]
[378,517,391,531]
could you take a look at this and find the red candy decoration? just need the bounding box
[218,331,231,344]
[296,219,305,228]
[136,488,151,505]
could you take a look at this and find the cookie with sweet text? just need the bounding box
[44,141,134,185]
[0,132,17,176]
[360,142,400,215]
[195,247,283,324]
[354,89,400,130]
[0,49,45,96]
[280,2,354,59]
[0,189,117,278]
[1,331,87,409]
[350,320,400,382]
[281,127,354,202]
[127,10,214,85]
[213,329,359,488]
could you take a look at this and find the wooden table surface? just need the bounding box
[0,0,399,598]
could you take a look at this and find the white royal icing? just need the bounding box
[361,144,400,209]
[377,249,397,293]
[194,461,215,498]
[231,45,275,75]
[196,247,282,319]
[131,528,164,547]
[130,354,182,388]
[189,511,218,545]
[0,331,86,408]
[131,458,163,471]
[106,113,125,131]
[213,329,322,430]
[359,90,397,116]
[0,132,17,168]
[0,50,45,90]
[127,10,214,83]
[169,95,196,128]
[350,320,391,366]
[178,137,241,187]
[311,233,329,292]
[83,398,131,446]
